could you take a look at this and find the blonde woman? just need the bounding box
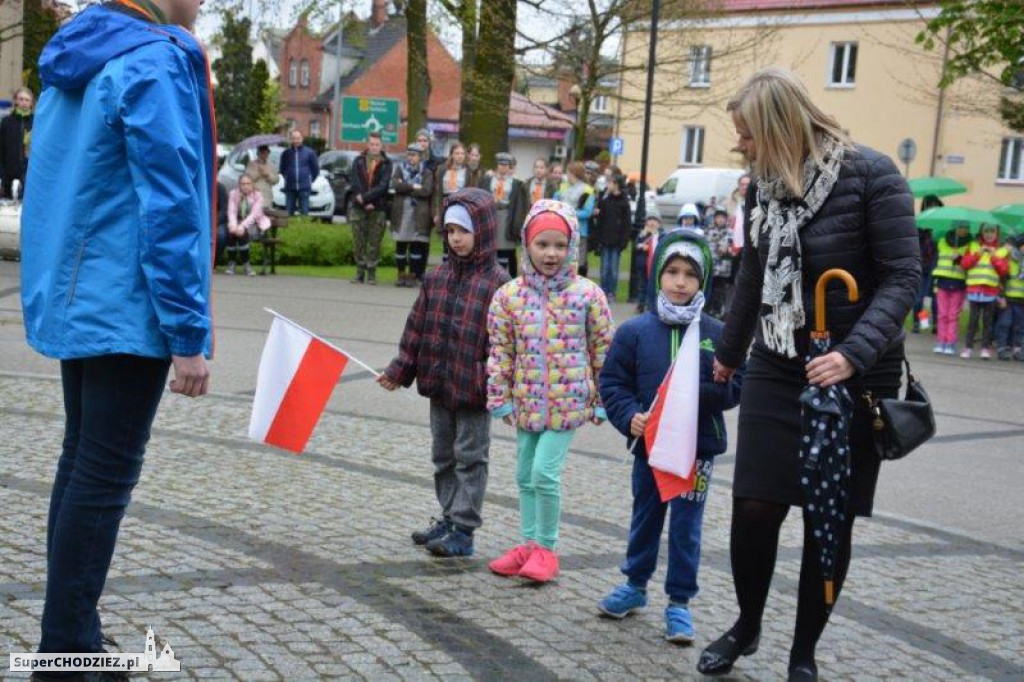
[704,68,920,681]
[1,86,34,198]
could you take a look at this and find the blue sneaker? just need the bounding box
[597,584,648,618]
[665,603,695,644]
[425,528,474,557]
[411,517,450,546]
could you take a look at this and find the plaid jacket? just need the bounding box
[384,188,510,410]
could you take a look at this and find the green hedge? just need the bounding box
[249,218,396,266]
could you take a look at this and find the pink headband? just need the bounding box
[525,212,571,245]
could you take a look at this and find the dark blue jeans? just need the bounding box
[285,189,310,216]
[40,355,170,655]
[599,246,621,299]
[994,301,1024,349]
[621,454,713,603]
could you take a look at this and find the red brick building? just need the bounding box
[278,15,330,139]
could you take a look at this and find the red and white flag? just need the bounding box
[644,317,701,502]
[248,316,349,454]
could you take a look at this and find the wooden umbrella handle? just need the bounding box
[814,269,859,334]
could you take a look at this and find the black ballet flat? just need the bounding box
[696,630,760,676]
[788,662,818,682]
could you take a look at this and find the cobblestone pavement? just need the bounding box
[1,371,1022,681]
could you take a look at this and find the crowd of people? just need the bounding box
[11,0,1015,676]
[917,206,1024,360]
[372,68,928,682]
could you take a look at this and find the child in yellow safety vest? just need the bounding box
[959,224,1009,359]
[932,223,972,355]
[995,233,1024,361]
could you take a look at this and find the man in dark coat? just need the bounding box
[279,129,319,216]
[349,131,393,284]
[0,87,34,199]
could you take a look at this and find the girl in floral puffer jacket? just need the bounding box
[486,198,615,583]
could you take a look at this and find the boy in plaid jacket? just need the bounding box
[379,187,510,556]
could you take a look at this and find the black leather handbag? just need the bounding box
[863,360,936,461]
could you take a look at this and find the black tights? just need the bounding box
[728,497,855,669]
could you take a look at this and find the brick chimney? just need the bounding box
[371,0,388,28]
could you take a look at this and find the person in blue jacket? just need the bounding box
[279,128,320,216]
[596,229,744,644]
[19,0,214,664]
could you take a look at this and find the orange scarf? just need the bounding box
[531,180,543,203]
[494,177,506,201]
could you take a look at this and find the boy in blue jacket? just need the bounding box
[597,229,744,644]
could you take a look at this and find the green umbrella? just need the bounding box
[992,204,1024,229]
[907,176,967,199]
[916,206,1005,237]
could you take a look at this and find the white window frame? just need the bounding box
[591,94,610,114]
[309,120,321,138]
[679,126,704,166]
[998,137,1024,183]
[828,42,857,88]
[300,59,311,88]
[288,60,297,88]
[689,45,712,87]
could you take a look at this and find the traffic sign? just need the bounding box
[340,97,400,144]
[897,138,917,164]
[609,137,625,156]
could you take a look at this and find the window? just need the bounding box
[288,60,297,87]
[689,45,712,87]
[300,59,310,88]
[998,137,1024,182]
[592,94,610,113]
[679,126,704,166]
[829,42,857,87]
[309,120,321,137]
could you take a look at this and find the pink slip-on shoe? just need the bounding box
[518,546,559,583]
[488,543,535,576]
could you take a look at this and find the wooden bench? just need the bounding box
[258,213,289,275]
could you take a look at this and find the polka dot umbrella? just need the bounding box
[798,268,859,612]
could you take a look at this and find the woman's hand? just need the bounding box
[712,358,736,384]
[805,351,854,388]
[630,411,649,437]
[502,414,515,426]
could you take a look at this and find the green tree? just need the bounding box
[917,0,1024,132]
[212,12,255,142]
[249,58,282,133]
[22,0,60,95]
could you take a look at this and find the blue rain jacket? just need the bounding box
[21,5,216,360]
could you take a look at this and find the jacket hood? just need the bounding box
[442,187,498,270]
[40,5,206,91]
[520,199,581,287]
[647,228,714,310]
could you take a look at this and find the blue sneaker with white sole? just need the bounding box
[597,584,648,618]
[665,603,696,644]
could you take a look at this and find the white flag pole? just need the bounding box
[264,308,380,377]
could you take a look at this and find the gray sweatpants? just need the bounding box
[429,401,491,530]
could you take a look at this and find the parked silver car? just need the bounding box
[217,144,335,221]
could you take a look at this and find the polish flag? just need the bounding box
[248,317,348,453]
[644,317,701,502]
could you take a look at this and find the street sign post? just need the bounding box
[340,97,400,144]
[609,137,625,156]
[898,138,917,177]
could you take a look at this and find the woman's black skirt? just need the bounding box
[732,344,901,517]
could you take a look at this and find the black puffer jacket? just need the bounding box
[717,145,920,379]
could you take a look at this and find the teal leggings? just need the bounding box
[516,429,575,549]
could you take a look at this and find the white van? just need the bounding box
[649,168,746,223]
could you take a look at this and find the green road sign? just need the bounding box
[340,96,400,144]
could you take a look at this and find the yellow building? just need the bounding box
[0,1,24,103]
[617,0,1024,210]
